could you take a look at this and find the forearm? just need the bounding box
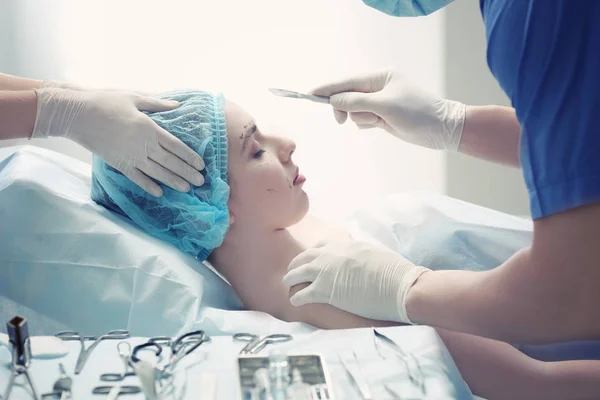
[286,283,600,399]
[407,203,600,343]
[438,328,600,400]
[287,285,600,399]
[0,91,38,140]
[458,105,520,167]
[407,249,600,343]
[285,282,398,329]
[0,73,42,91]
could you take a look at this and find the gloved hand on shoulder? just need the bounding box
[282,241,431,324]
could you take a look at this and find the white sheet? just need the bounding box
[0,146,242,337]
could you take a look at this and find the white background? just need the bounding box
[0,0,529,219]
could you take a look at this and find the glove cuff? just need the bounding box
[396,265,431,324]
[31,88,50,139]
[31,88,72,139]
[440,100,467,152]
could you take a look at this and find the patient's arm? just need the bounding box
[282,283,600,400]
[438,328,600,400]
[0,73,42,91]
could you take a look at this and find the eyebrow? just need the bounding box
[240,122,257,153]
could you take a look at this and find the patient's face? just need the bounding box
[225,100,309,229]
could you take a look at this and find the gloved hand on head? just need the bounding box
[311,68,466,151]
[282,241,431,324]
[32,87,206,197]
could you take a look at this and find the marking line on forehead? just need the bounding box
[241,121,257,152]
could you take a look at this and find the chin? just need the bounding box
[287,192,310,226]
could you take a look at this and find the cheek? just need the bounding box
[232,165,290,205]
[229,160,303,225]
[251,161,291,193]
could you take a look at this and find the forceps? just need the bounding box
[55,330,130,374]
[372,328,426,394]
[233,333,293,355]
[100,342,136,382]
[338,351,372,400]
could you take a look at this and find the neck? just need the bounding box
[210,222,305,313]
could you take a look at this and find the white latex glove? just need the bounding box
[32,88,206,197]
[282,241,431,323]
[283,241,429,324]
[311,68,467,150]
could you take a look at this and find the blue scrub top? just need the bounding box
[480,0,600,219]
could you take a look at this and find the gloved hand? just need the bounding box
[282,241,431,323]
[32,88,206,197]
[311,68,467,150]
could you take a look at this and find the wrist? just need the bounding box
[31,88,75,139]
[441,100,467,152]
[403,269,432,325]
[396,265,431,324]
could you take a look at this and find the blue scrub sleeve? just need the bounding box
[481,0,600,219]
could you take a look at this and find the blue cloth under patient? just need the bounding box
[91,90,230,261]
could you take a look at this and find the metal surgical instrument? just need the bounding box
[337,351,372,400]
[100,342,135,382]
[55,330,130,374]
[268,88,330,104]
[233,333,293,355]
[131,330,210,376]
[373,328,426,395]
[2,316,41,400]
[129,330,210,399]
[91,386,141,396]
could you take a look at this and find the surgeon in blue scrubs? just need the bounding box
[284,0,600,345]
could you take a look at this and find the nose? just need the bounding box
[278,137,296,163]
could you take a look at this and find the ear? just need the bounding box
[229,210,236,225]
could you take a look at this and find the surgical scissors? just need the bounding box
[100,342,136,382]
[128,330,210,398]
[55,330,129,375]
[131,330,210,375]
[233,333,293,355]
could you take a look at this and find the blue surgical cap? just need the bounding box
[91,90,230,261]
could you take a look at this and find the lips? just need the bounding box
[293,166,306,185]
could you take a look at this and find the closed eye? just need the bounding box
[253,149,265,159]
